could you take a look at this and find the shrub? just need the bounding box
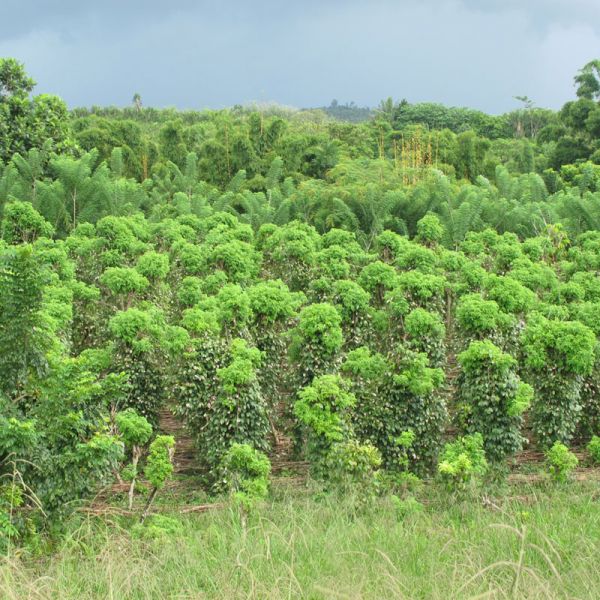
[199,339,269,479]
[222,443,271,510]
[378,349,446,475]
[326,440,382,500]
[135,251,170,281]
[358,261,398,306]
[100,267,149,308]
[404,308,446,368]
[587,436,600,464]
[396,271,446,312]
[331,279,371,348]
[109,311,167,423]
[290,303,344,385]
[144,435,175,490]
[116,408,153,448]
[457,341,532,464]
[294,375,356,479]
[176,276,204,308]
[522,314,596,446]
[141,435,175,522]
[247,280,303,406]
[1,201,54,244]
[545,442,578,483]
[132,514,184,539]
[416,213,444,246]
[115,409,153,509]
[378,430,422,494]
[456,293,513,341]
[438,433,488,490]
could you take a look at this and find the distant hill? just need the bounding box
[312,100,374,123]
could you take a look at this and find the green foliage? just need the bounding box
[404,308,446,367]
[587,436,600,464]
[0,391,124,520]
[0,244,51,397]
[396,271,446,311]
[522,314,596,446]
[6,59,600,545]
[295,375,356,478]
[144,435,175,490]
[290,303,343,384]
[484,275,536,315]
[358,261,398,305]
[176,276,204,308]
[456,294,513,339]
[222,443,271,510]
[416,213,444,246]
[1,201,54,244]
[214,283,252,331]
[188,338,271,480]
[247,279,303,324]
[295,375,355,444]
[390,494,424,519]
[115,408,153,448]
[109,308,156,352]
[349,345,445,476]
[438,433,488,489]
[0,58,72,162]
[217,339,262,394]
[172,337,226,460]
[342,346,388,381]
[545,442,578,483]
[208,239,261,283]
[326,440,382,499]
[136,251,169,280]
[382,350,446,474]
[457,341,531,464]
[131,514,184,539]
[100,267,149,304]
[521,314,595,375]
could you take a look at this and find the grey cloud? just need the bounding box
[0,0,598,113]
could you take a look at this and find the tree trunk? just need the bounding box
[128,448,141,510]
[140,487,158,523]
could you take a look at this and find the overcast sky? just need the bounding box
[1,0,599,114]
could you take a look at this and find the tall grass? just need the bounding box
[1,483,599,599]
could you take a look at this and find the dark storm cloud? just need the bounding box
[0,0,598,113]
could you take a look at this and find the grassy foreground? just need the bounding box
[1,482,599,599]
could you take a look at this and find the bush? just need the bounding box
[587,436,600,464]
[326,440,382,499]
[438,433,488,490]
[295,375,356,479]
[378,349,446,475]
[457,341,531,464]
[116,408,152,448]
[144,435,175,490]
[404,308,446,367]
[115,409,153,509]
[222,443,271,510]
[456,294,513,341]
[416,213,444,246]
[290,303,344,385]
[522,314,596,447]
[202,339,270,478]
[545,442,578,483]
